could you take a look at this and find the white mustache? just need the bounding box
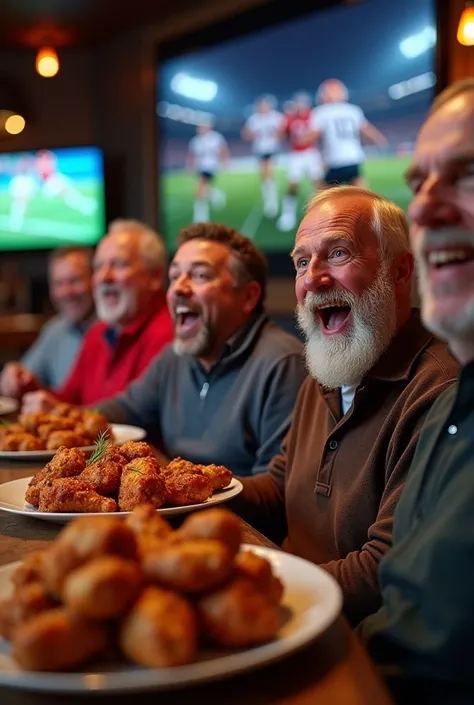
[302,289,355,310]
[96,285,122,297]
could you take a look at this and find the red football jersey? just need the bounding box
[284,110,315,152]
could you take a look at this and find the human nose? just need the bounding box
[171,273,192,295]
[302,256,334,292]
[408,175,462,229]
[94,262,114,283]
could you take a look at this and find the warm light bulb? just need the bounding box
[4,114,25,135]
[35,47,59,78]
[457,3,474,46]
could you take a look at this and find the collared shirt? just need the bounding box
[360,361,474,687]
[56,292,173,406]
[235,310,459,625]
[341,384,357,415]
[21,313,95,390]
[96,313,306,477]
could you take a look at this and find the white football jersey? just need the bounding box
[189,131,226,173]
[245,110,284,156]
[9,174,36,200]
[310,102,366,168]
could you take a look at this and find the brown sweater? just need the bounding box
[232,311,459,625]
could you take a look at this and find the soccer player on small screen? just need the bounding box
[277,92,324,232]
[8,155,37,232]
[34,149,98,216]
[241,95,284,218]
[187,121,229,224]
[310,79,388,188]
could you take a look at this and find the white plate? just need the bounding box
[0,397,19,416]
[0,546,342,693]
[0,476,244,522]
[0,423,146,461]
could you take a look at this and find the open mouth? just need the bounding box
[175,305,201,336]
[316,302,352,333]
[101,291,121,307]
[427,248,474,270]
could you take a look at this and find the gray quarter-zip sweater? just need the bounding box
[96,313,305,476]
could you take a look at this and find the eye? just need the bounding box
[193,271,211,282]
[329,248,349,262]
[455,172,474,190]
[295,257,309,270]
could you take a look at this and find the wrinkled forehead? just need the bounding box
[95,232,139,261]
[413,94,474,168]
[294,198,376,251]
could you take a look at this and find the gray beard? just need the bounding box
[173,320,214,358]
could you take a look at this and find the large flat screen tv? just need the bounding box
[157,0,437,256]
[0,145,105,251]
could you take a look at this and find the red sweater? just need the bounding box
[56,293,173,406]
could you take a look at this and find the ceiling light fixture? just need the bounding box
[35,47,59,78]
[457,1,474,46]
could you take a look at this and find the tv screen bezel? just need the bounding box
[155,0,444,276]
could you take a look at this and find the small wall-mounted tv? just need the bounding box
[0,146,105,251]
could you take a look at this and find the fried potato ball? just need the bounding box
[180,508,242,557]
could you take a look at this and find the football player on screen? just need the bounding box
[34,149,98,216]
[310,79,388,188]
[8,155,37,232]
[277,92,324,233]
[241,95,284,218]
[187,120,229,224]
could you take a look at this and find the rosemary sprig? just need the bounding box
[128,460,145,476]
[86,429,111,466]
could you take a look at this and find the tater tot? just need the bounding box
[120,587,198,668]
[12,608,109,672]
[63,557,142,620]
[198,577,282,648]
[0,583,57,640]
[234,551,284,605]
[142,539,233,593]
[11,550,46,589]
[179,509,242,557]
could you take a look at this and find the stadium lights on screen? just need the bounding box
[157,0,437,254]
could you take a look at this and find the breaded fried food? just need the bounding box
[119,441,155,462]
[0,423,23,443]
[25,446,87,506]
[79,456,126,495]
[199,464,233,491]
[125,503,172,540]
[120,586,198,668]
[142,539,233,593]
[2,432,41,452]
[11,550,46,589]
[50,402,73,417]
[11,607,109,672]
[38,478,117,514]
[42,416,76,432]
[180,508,242,557]
[46,430,88,450]
[81,411,110,440]
[40,516,138,597]
[17,412,50,433]
[162,457,203,478]
[63,556,142,620]
[198,577,282,648]
[18,435,45,451]
[118,459,167,512]
[36,423,57,440]
[235,551,284,605]
[0,583,57,640]
[165,471,213,507]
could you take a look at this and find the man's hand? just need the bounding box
[21,390,58,413]
[0,362,40,399]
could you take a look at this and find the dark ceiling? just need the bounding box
[0,0,187,49]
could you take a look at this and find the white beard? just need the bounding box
[415,226,474,344]
[296,263,398,389]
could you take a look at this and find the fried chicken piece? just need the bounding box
[79,456,126,495]
[120,586,198,668]
[198,577,282,648]
[50,402,73,417]
[25,446,86,506]
[72,423,95,443]
[119,441,155,462]
[0,423,23,443]
[11,550,46,589]
[162,457,203,478]
[118,459,167,512]
[63,556,142,620]
[17,412,50,433]
[180,508,242,557]
[18,435,45,451]
[234,551,284,605]
[46,430,87,450]
[199,464,233,491]
[38,478,117,514]
[12,607,110,672]
[36,423,56,440]
[142,539,233,593]
[0,583,57,640]
[2,432,40,452]
[125,503,173,540]
[40,515,138,597]
[165,472,213,507]
[43,416,77,432]
[81,411,110,441]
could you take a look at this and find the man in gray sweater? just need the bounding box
[97,223,305,476]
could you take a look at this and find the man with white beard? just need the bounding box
[358,79,474,701]
[233,185,458,626]
[21,220,173,409]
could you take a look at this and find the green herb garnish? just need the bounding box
[86,429,111,466]
[128,460,145,476]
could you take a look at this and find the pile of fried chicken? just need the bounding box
[0,405,112,452]
[0,506,284,672]
[25,440,233,513]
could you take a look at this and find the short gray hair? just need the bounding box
[108,219,167,272]
[306,186,409,262]
[430,78,474,115]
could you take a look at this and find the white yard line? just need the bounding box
[240,204,263,241]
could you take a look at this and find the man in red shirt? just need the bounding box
[277,92,324,233]
[21,219,173,409]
